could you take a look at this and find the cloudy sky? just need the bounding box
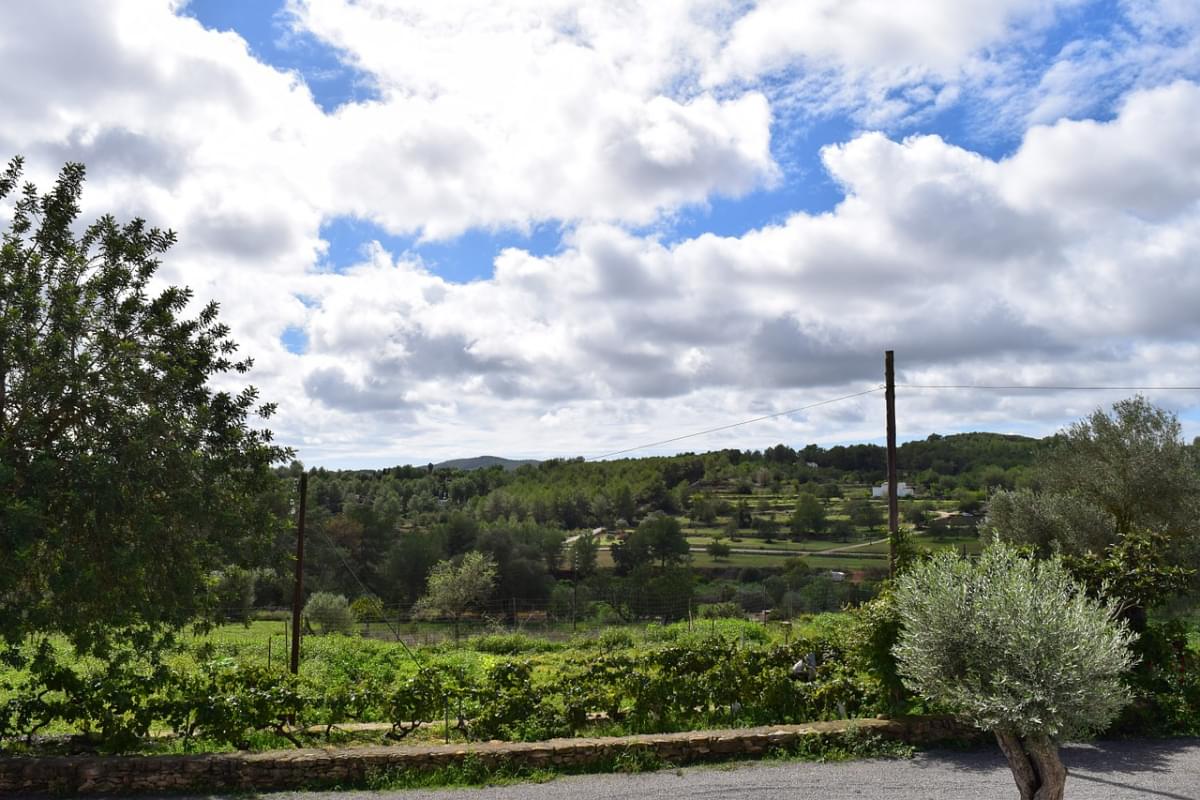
[3,0,1200,467]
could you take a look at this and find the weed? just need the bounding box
[765,728,916,763]
[365,754,555,790]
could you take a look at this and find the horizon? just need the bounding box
[333,428,1049,471]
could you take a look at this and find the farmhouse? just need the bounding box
[871,481,914,498]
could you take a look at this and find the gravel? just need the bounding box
[146,738,1200,800]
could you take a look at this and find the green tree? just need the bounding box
[706,538,731,559]
[413,552,497,642]
[893,543,1134,800]
[303,592,355,635]
[612,514,690,573]
[988,397,1200,618]
[381,530,447,604]
[733,498,752,528]
[612,484,637,524]
[790,493,827,538]
[1038,396,1200,537]
[953,488,984,515]
[640,514,691,568]
[0,158,289,657]
[845,497,883,532]
[901,500,929,529]
[689,495,718,526]
[213,566,257,627]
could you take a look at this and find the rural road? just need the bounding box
[156,738,1200,800]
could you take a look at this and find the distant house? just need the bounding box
[871,481,914,499]
[828,570,847,582]
[805,461,820,469]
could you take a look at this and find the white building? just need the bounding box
[872,481,914,499]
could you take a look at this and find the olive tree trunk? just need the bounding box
[995,731,1067,800]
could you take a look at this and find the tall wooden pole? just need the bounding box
[885,351,899,578]
[290,472,307,675]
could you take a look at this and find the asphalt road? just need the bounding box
[160,738,1200,800]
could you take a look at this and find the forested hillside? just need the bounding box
[240,433,1042,619]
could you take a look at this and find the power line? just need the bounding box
[587,386,885,461]
[897,384,1200,391]
[312,525,423,665]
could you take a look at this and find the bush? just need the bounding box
[304,592,356,635]
[469,633,558,655]
[843,589,910,716]
[736,585,771,613]
[699,602,742,619]
[597,628,635,651]
[160,662,307,749]
[1113,619,1200,736]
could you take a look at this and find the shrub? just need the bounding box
[699,602,742,619]
[1113,619,1200,736]
[160,662,307,749]
[469,633,558,655]
[598,628,635,651]
[304,592,356,635]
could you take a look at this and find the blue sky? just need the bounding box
[4,0,1199,465]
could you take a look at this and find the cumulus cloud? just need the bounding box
[2,0,1199,464]
[288,0,777,238]
[290,80,1200,460]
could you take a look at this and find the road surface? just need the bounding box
[158,738,1199,800]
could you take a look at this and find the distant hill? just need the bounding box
[432,455,541,471]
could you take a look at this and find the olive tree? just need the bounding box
[989,397,1200,563]
[413,551,497,643]
[893,543,1135,800]
[0,158,289,658]
[303,592,355,635]
[987,397,1200,624]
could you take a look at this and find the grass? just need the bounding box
[365,754,559,790]
[691,552,796,569]
[686,536,884,552]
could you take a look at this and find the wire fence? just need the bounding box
[203,584,871,655]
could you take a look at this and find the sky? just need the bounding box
[3,0,1200,467]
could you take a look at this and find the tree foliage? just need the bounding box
[988,397,1200,614]
[893,542,1135,800]
[790,493,827,538]
[413,552,497,640]
[1038,396,1200,537]
[612,514,690,573]
[303,592,355,635]
[0,158,289,655]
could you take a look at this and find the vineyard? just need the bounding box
[0,616,894,755]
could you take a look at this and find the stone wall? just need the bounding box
[0,716,975,796]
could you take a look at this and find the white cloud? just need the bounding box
[3,1,1200,464]
[282,80,1200,462]
[289,0,777,238]
[708,0,1067,84]
[705,0,1084,126]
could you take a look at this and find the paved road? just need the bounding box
[162,739,1200,800]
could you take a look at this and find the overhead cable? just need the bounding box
[587,386,885,461]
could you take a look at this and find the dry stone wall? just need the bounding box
[0,716,973,796]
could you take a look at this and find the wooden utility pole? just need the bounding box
[885,351,899,577]
[290,472,308,675]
